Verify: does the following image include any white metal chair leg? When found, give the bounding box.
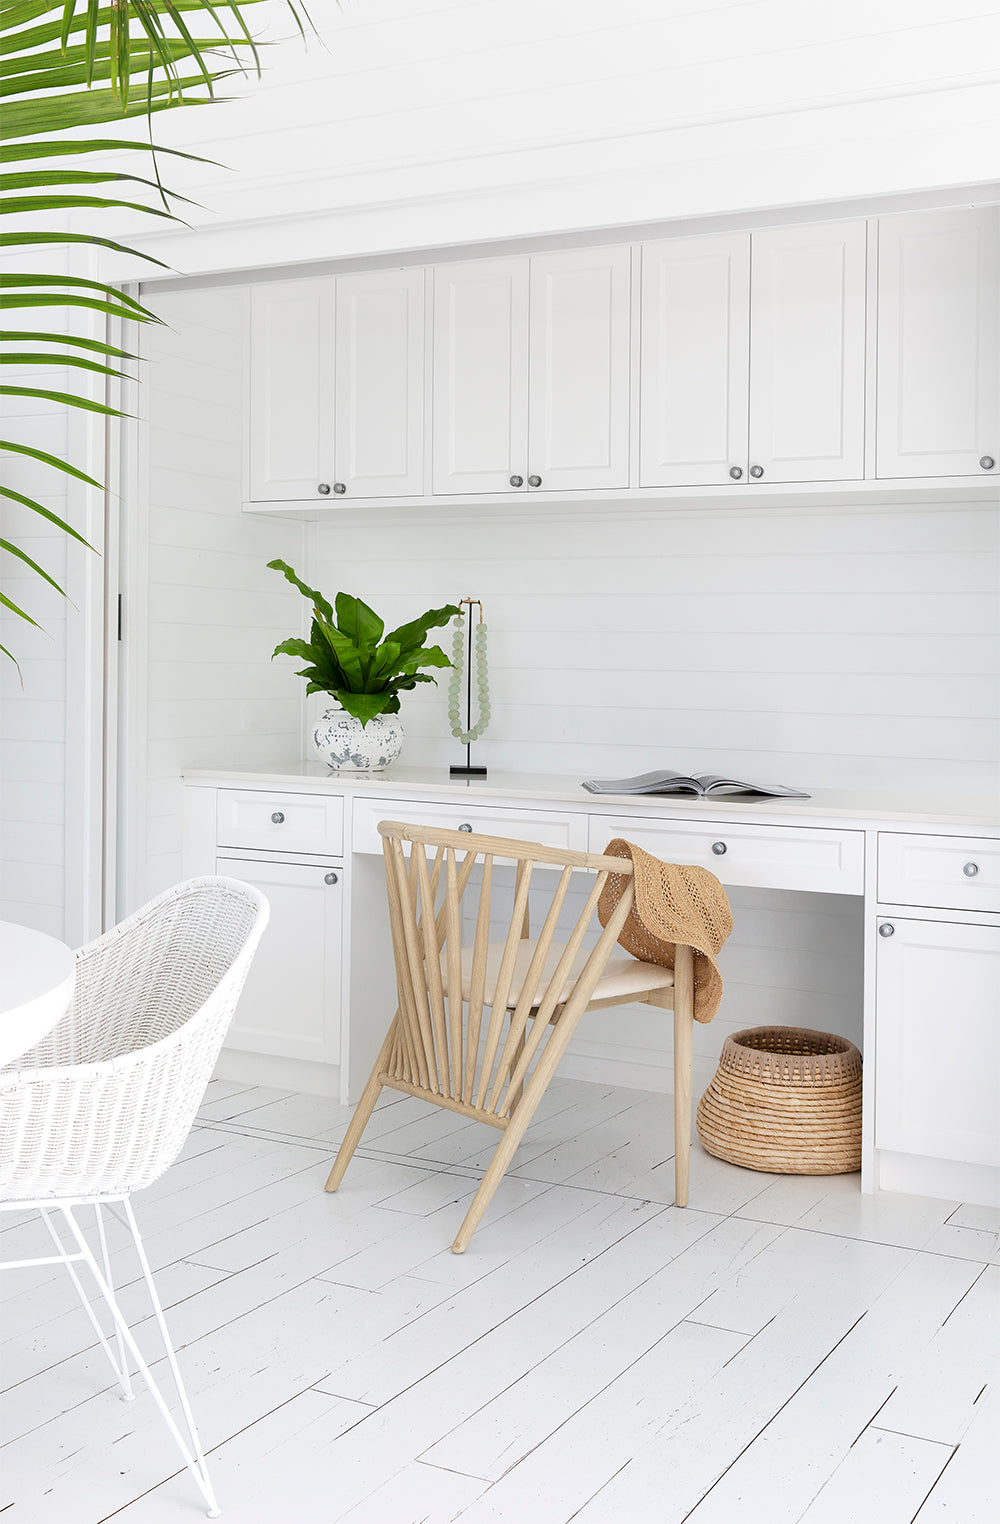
[94,1203,135,1400]
[58,1203,222,1518]
[37,1206,135,1402]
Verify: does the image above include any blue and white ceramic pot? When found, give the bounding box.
[312,710,404,772]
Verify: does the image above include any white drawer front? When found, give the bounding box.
[878,832,1000,913]
[587,815,864,894]
[217,789,344,856]
[352,797,587,856]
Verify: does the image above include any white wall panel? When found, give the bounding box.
[312,500,1000,797]
[135,287,306,906]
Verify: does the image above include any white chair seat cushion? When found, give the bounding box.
[440,939,674,1010]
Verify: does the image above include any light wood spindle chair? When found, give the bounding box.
[325,821,696,1253]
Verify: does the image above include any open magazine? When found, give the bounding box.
[582,770,810,799]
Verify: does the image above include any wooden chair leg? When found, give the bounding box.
[672,945,695,1208]
[451,1003,585,1254]
[324,1023,397,1193]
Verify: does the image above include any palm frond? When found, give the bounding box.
[0,0,311,654]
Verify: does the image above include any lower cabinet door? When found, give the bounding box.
[875,916,1000,1167]
[217,856,343,1064]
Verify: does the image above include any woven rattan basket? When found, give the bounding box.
[696,1026,862,1175]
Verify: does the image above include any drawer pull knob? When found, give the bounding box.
[324,872,338,885]
[878,922,895,938]
[963,861,980,877]
[979,456,995,471]
[458,822,473,832]
[271,811,285,824]
[711,841,727,856]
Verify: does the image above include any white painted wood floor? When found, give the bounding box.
[2,1075,998,1524]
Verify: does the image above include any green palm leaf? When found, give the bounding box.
[0,0,309,656]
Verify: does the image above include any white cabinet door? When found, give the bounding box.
[639,234,750,487]
[247,279,335,502]
[875,917,1000,1168]
[217,856,343,1065]
[876,209,1000,479]
[432,258,529,495]
[527,247,631,492]
[334,268,425,498]
[749,221,867,484]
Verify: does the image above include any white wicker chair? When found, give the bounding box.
[0,876,269,1518]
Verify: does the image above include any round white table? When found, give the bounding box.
[0,921,75,1068]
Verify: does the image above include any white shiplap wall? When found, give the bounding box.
[312,502,999,793]
[137,288,306,904]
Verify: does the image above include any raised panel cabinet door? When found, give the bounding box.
[639,234,750,487]
[876,209,1000,479]
[748,220,867,483]
[247,279,335,501]
[432,258,529,494]
[527,246,631,491]
[334,268,425,498]
[216,856,343,1065]
[874,917,1000,1168]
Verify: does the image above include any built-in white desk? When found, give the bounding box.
[183,765,1000,1208]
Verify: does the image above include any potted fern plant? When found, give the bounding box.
[268,560,460,771]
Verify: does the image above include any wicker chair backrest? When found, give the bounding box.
[0,877,269,1200]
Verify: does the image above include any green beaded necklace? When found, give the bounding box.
[448,610,490,743]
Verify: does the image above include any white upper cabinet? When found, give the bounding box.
[334,268,425,499]
[433,248,630,495]
[639,234,750,487]
[527,247,631,492]
[248,279,334,502]
[247,269,425,502]
[876,209,1000,479]
[749,221,867,484]
[640,222,867,487]
[432,258,529,495]
[245,208,994,507]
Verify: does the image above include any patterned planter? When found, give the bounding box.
[311,710,404,772]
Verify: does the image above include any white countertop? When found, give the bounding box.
[182,762,1000,834]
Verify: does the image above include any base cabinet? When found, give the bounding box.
[217,856,344,1065]
[874,916,1000,1169]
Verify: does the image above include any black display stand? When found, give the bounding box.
[450,599,487,777]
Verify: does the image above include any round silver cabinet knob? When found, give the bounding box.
[729,465,744,480]
[528,474,542,488]
[458,822,473,833]
[749,465,764,480]
[878,922,895,937]
[324,872,338,885]
[509,474,524,488]
[333,482,347,495]
[711,841,727,856]
[963,861,980,877]
[271,811,285,824]
[979,456,995,470]
[317,483,331,496]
